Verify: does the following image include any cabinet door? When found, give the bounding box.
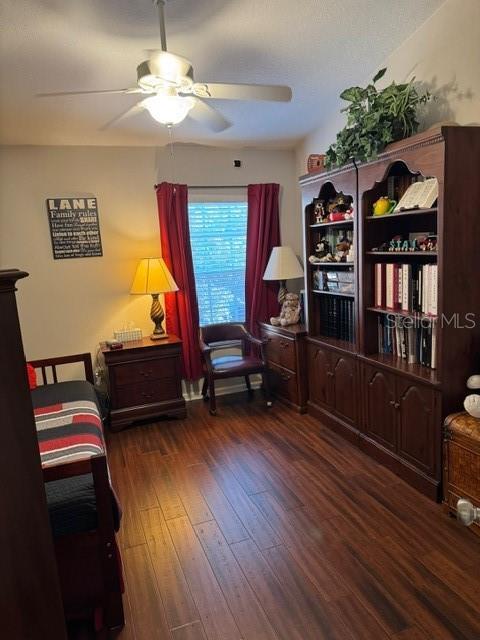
[396,379,438,475]
[331,353,357,425]
[307,343,332,407]
[363,364,397,450]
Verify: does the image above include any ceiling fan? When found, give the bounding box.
[36,0,292,132]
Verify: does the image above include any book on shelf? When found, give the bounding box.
[319,295,355,343]
[393,178,438,212]
[377,314,437,369]
[374,263,437,316]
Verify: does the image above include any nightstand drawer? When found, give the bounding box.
[262,331,296,371]
[268,362,298,403]
[112,356,178,387]
[114,378,179,409]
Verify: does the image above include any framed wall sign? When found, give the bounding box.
[46,197,103,259]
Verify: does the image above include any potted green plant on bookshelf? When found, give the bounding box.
[325,68,431,170]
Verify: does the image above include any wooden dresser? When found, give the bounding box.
[259,322,307,413]
[101,336,186,431]
[443,411,480,535]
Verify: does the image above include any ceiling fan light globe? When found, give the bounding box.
[143,95,195,125]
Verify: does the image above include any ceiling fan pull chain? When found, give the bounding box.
[153,0,168,51]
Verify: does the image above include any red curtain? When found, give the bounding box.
[245,183,281,335]
[156,182,203,381]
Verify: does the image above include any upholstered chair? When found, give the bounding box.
[199,323,272,415]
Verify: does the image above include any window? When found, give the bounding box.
[188,200,248,326]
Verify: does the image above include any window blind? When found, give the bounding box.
[188,201,248,326]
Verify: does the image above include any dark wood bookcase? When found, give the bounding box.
[300,125,480,500]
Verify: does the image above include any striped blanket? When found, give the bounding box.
[34,399,105,468]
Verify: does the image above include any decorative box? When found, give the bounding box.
[443,411,480,536]
[307,154,326,174]
[113,328,143,343]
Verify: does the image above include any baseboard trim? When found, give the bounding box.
[183,377,262,402]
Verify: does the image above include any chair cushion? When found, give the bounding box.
[211,354,264,375]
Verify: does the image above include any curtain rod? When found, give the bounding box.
[188,185,248,189]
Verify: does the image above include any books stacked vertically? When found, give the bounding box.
[377,314,437,369]
[319,296,355,343]
[374,263,437,316]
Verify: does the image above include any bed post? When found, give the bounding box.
[0,269,67,639]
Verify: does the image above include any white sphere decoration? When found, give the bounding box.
[464,394,480,418]
[466,375,480,390]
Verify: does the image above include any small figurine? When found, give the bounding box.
[314,201,327,224]
[327,192,354,221]
[334,235,351,262]
[426,235,437,252]
[270,292,301,327]
[373,196,396,216]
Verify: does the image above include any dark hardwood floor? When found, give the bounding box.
[72,392,480,639]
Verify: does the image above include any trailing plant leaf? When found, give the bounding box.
[324,69,431,170]
[372,67,387,83]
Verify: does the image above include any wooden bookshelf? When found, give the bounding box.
[312,289,355,298]
[365,251,437,257]
[366,306,437,321]
[300,125,480,501]
[310,219,354,229]
[365,207,437,220]
[309,261,354,268]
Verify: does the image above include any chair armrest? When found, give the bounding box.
[199,338,213,370]
[243,330,267,348]
[243,330,268,363]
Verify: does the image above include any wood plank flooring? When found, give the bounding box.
[72,392,480,639]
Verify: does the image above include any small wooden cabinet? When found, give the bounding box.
[259,322,307,413]
[361,361,441,485]
[363,365,397,450]
[101,336,186,431]
[307,338,358,440]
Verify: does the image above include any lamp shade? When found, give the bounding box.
[130,258,179,294]
[263,246,304,281]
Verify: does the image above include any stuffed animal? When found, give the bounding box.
[270,292,301,327]
[464,374,480,418]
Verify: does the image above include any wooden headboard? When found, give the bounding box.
[29,353,94,385]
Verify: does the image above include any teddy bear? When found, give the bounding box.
[464,374,480,418]
[270,292,301,327]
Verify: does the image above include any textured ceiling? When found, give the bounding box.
[0,0,444,147]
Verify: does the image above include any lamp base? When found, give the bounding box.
[150,293,168,341]
[278,280,287,305]
[150,332,169,341]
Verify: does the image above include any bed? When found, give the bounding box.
[30,353,124,634]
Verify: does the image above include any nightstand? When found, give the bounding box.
[100,336,186,431]
[259,322,308,413]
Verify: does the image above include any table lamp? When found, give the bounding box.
[263,246,304,304]
[130,257,178,340]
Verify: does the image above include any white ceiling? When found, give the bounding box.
[0,0,443,148]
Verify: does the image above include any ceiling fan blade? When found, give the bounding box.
[194,82,292,102]
[188,99,231,133]
[99,101,145,131]
[36,88,142,98]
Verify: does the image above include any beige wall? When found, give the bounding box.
[296,0,480,174]
[0,144,299,364]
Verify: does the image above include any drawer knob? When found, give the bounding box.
[390,400,400,409]
[140,369,153,377]
[327,371,334,378]
[280,341,289,349]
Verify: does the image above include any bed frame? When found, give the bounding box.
[30,353,124,634]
